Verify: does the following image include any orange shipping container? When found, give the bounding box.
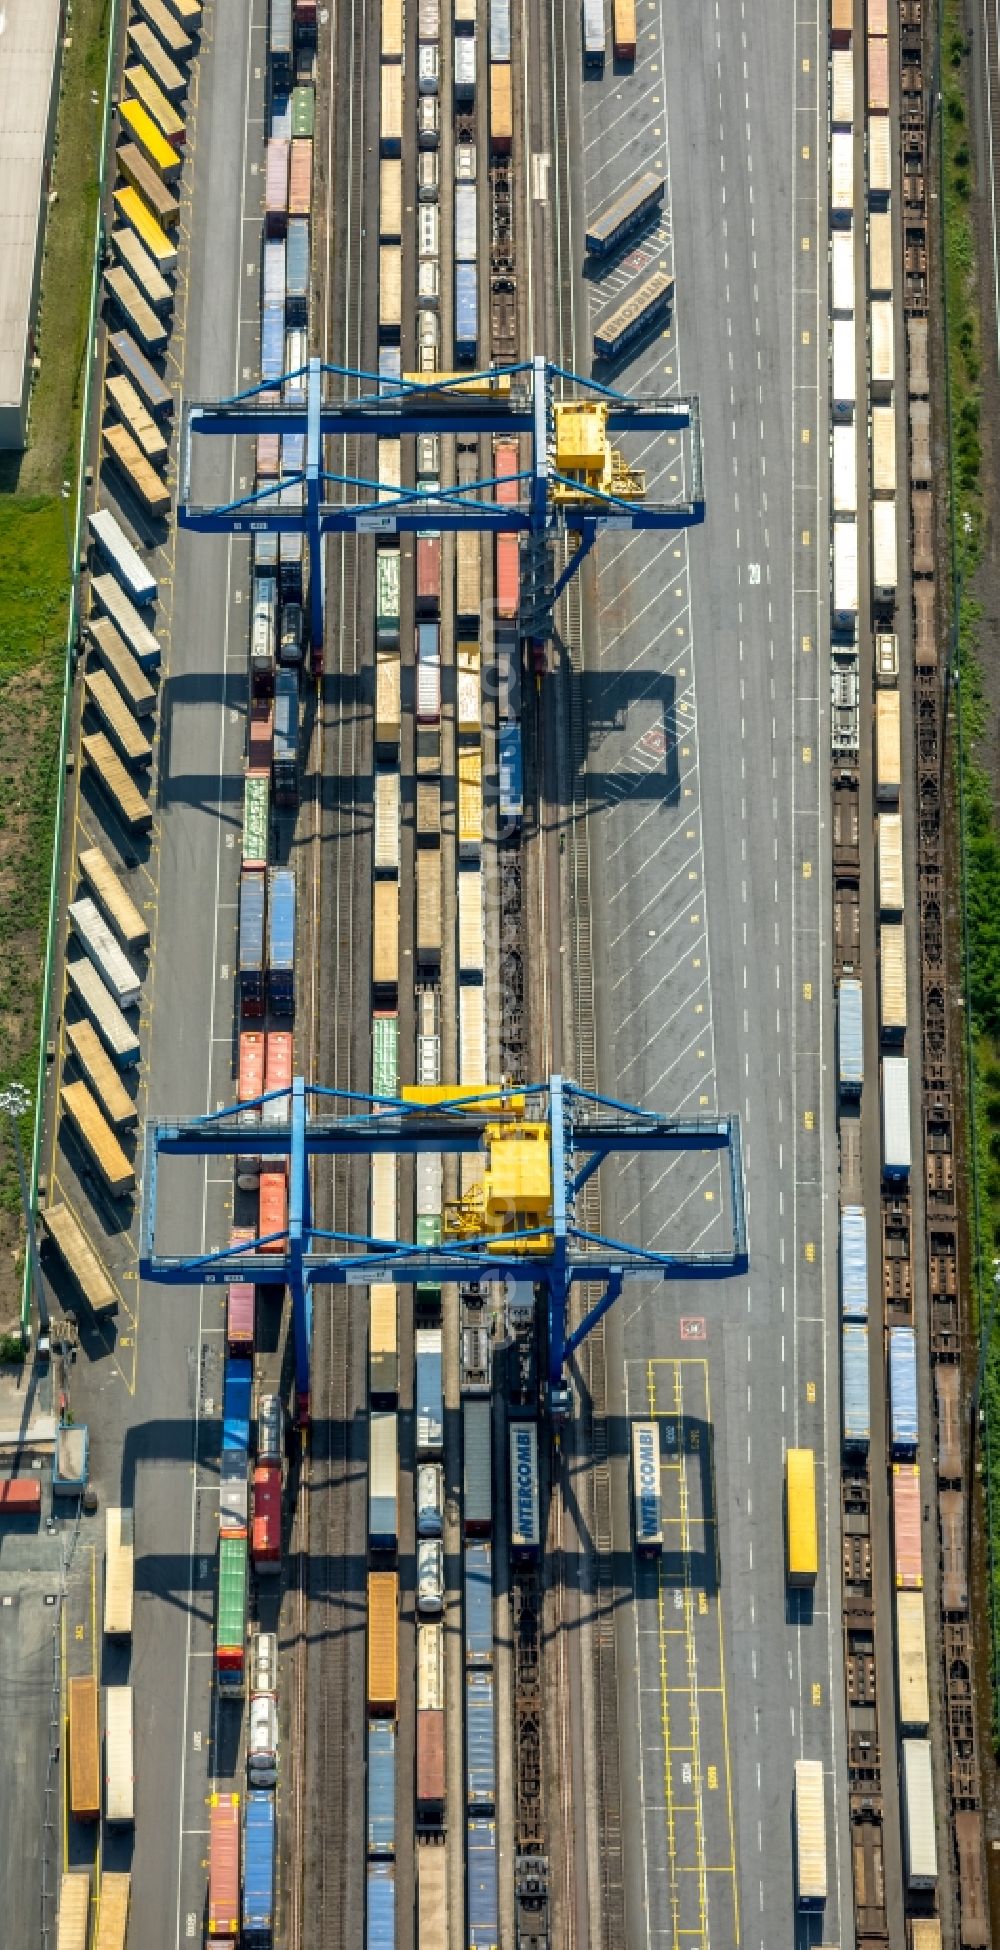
[69,1675,101,1821]
[496,533,519,620]
[208,1793,240,1936]
[289,138,312,218]
[239,1030,265,1105]
[867,0,887,32]
[416,535,441,612]
[490,64,512,155]
[258,1170,288,1250]
[368,1570,398,1715]
[252,1462,282,1570]
[416,1707,446,1807]
[892,1463,923,1589]
[831,0,852,42]
[494,442,519,504]
[613,0,636,59]
[867,36,889,113]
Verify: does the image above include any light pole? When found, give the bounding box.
[0,1083,48,1347]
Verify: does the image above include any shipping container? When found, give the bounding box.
[265,137,289,236]
[291,84,315,136]
[381,64,402,153]
[490,61,512,153]
[583,0,606,66]
[785,1449,818,1587]
[104,1506,134,1638]
[61,1081,136,1197]
[889,1328,919,1455]
[111,212,175,308]
[872,498,897,607]
[416,535,442,612]
[266,866,296,1016]
[831,0,852,38]
[842,1323,871,1449]
[243,1789,276,1941]
[126,22,187,99]
[368,1719,396,1854]
[882,1055,911,1178]
[369,1410,399,1552]
[831,129,853,220]
[383,0,403,53]
[869,207,893,297]
[375,655,401,751]
[840,1205,868,1321]
[585,171,663,254]
[68,1674,101,1820]
[467,1821,499,1949]
[459,983,486,1085]
[831,317,856,420]
[878,812,904,914]
[793,1758,827,1909]
[221,1449,249,1532]
[285,217,309,321]
[612,0,636,57]
[369,1285,398,1405]
[85,617,156,724]
[58,1874,91,1950]
[455,183,477,263]
[875,689,901,805]
[104,1685,134,1824]
[417,850,443,965]
[272,668,299,808]
[463,1398,492,1534]
[216,1532,248,1690]
[90,570,160,668]
[896,1590,930,1729]
[208,1794,241,1937]
[66,957,140,1069]
[499,722,524,825]
[417,1707,446,1815]
[458,868,485,979]
[416,1150,442,1220]
[418,1621,444,1711]
[831,46,853,126]
[69,898,140,1009]
[593,270,674,360]
[94,1872,130,1950]
[368,1570,399,1715]
[371,1151,397,1244]
[373,1014,399,1101]
[868,34,889,113]
[838,977,863,1095]
[123,61,185,147]
[368,1863,396,1950]
[510,1421,540,1556]
[458,748,483,857]
[830,229,855,318]
[269,0,293,75]
[416,1328,444,1457]
[871,401,896,497]
[288,138,312,219]
[901,1739,937,1890]
[455,262,478,360]
[258,1169,288,1252]
[464,1540,493,1665]
[870,299,894,394]
[832,520,858,633]
[243,770,269,872]
[892,1463,923,1587]
[0,1476,41,1514]
[374,769,401,876]
[454,32,477,97]
[466,1670,496,1810]
[252,1462,282,1572]
[632,1420,663,1552]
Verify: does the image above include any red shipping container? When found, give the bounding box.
[265,138,289,236]
[248,701,274,772]
[494,442,519,505]
[892,1464,923,1589]
[252,1462,282,1570]
[495,533,519,620]
[208,1793,240,1937]
[867,37,888,113]
[416,1707,445,1808]
[295,0,318,22]
[265,1030,293,1095]
[288,138,313,219]
[257,433,281,480]
[0,1478,41,1513]
[239,1030,265,1106]
[416,535,441,612]
[258,1170,288,1251]
[226,1224,255,1355]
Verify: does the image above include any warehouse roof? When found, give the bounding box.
[0,0,64,433]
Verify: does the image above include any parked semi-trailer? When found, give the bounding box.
[593,271,673,360]
[793,1758,827,1909]
[104,1685,135,1824]
[104,1506,134,1639]
[583,0,606,67]
[57,1874,91,1950]
[631,1420,663,1553]
[67,957,140,1068]
[585,171,663,253]
[94,1872,130,1950]
[89,508,157,606]
[69,1675,101,1821]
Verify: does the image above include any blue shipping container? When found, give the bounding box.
[283,432,306,474]
[242,1790,276,1940]
[467,1820,498,1950]
[368,1721,396,1855]
[416,1330,444,1456]
[223,1356,253,1455]
[270,92,292,141]
[499,722,523,823]
[267,867,296,1016]
[285,218,309,321]
[840,1205,868,1320]
[841,1324,870,1450]
[490,0,511,59]
[367,1862,395,1950]
[465,1671,496,1810]
[261,302,285,385]
[379,346,402,394]
[889,1327,919,1455]
[838,977,863,1094]
[273,669,299,808]
[269,0,293,76]
[239,869,266,1015]
[455,263,478,361]
[464,1541,493,1666]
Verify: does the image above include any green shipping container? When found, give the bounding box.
[373,1015,399,1099]
[292,85,315,137]
[243,772,269,869]
[376,549,401,642]
[216,1533,248,1669]
[416,1213,442,1250]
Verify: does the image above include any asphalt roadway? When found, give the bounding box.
[554,0,854,1944]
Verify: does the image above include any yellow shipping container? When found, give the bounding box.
[879,922,907,1038]
[416,850,443,961]
[61,1084,136,1198]
[877,811,904,914]
[875,689,901,801]
[95,1872,131,1950]
[370,1153,396,1243]
[375,653,401,747]
[372,879,399,989]
[458,747,483,857]
[896,1590,930,1729]
[379,158,402,241]
[368,1570,399,1713]
[382,0,403,55]
[119,96,182,178]
[380,64,402,152]
[871,403,896,497]
[457,641,482,736]
[57,1872,91,1950]
[785,1448,818,1587]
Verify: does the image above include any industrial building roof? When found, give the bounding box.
[0,0,64,434]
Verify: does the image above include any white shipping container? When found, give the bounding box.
[455,182,477,261]
[875,689,901,802]
[871,403,896,495]
[457,657,481,729]
[831,48,854,127]
[371,1151,397,1240]
[460,984,486,1086]
[880,922,907,1036]
[869,114,892,198]
[104,1686,135,1824]
[69,898,141,1009]
[832,424,857,515]
[454,33,476,96]
[378,438,401,503]
[418,1033,440,1085]
[878,812,904,913]
[833,519,859,628]
[832,317,856,418]
[793,1758,827,1909]
[418,203,439,260]
[869,207,893,296]
[418,0,440,33]
[104,1507,134,1639]
[902,1738,938,1889]
[417,653,441,721]
[417,1621,444,1710]
[882,1055,912,1178]
[458,868,485,977]
[374,768,400,872]
[831,130,854,218]
[831,228,855,318]
[870,299,895,393]
[872,498,898,602]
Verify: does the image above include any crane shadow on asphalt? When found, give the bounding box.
[553,654,681,813]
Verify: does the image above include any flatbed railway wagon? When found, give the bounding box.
[104,1505,135,1638]
[593,271,673,360]
[585,171,664,255]
[793,1757,827,1910]
[68,1674,101,1821]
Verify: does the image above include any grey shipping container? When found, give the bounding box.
[465,1671,496,1809]
[416,1328,444,1456]
[490,0,511,58]
[221,1449,250,1529]
[239,868,266,1017]
[285,218,309,321]
[367,1862,395,1950]
[840,1205,868,1320]
[455,183,477,261]
[463,1398,492,1534]
[902,1738,938,1890]
[272,670,299,808]
[467,1821,498,1949]
[367,1720,396,1855]
[464,1541,493,1665]
[454,34,476,97]
[837,977,863,1095]
[889,1327,919,1455]
[267,867,296,1016]
[842,1324,870,1449]
[369,1411,398,1552]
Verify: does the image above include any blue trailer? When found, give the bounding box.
[455,263,478,362]
[367,1862,395,1950]
[267,867,296,1016]
[840,1205,868,1320]
[223,1357,253,1456]
[841,1324,870,1451]
[889,1327,919,1456]
[285,218,309,322]
[242,1789,276,1943]
[837,977,864,1096]
[273,670,300,809]
[467,1820,499,1950]
[239,868,266,1018]
[499,722,523,825]
[464,1541,493,1666]
[465,1671,496,1810]
[367,1721,396,1856]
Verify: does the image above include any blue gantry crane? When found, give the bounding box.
[140,1077,747,1423]
[178,355,705,650]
